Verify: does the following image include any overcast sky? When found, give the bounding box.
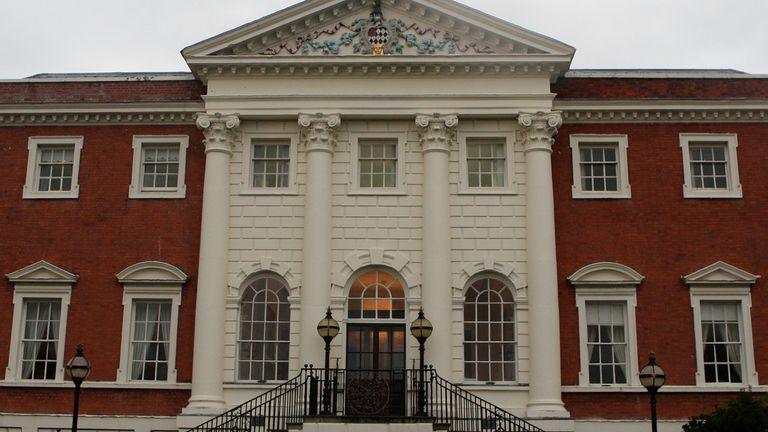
[1,0,766,79]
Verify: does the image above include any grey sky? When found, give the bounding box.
[2,0,766,79]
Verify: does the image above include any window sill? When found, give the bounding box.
[0,380,191,390]
[572,191,631,200]
[347,189,408,196]
[458,382,527,391]
[224,382,288,389]
[22,189,80,200]
[562,384,765,393]
[129,187,186,199]
[457,187,519,196]
[683,191,743,199]
[239,188,298,196]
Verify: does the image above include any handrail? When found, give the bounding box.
[425,366,545,432]
[186,366,317,432]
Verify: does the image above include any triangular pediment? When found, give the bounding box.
[683,261,759,286]
[183,0,574,80]
[117,261,188,284]
[568,262,645,286]
[6,260,78,284]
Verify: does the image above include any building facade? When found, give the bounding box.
[1,1,767,431]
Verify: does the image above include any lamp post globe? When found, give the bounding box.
[410,308,433,416]
[65,344,92,432]
[316,307,339,415]
[639,352,665,432]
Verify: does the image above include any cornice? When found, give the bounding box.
[0,102,203,126]
[556,99,768,124]
[187,55,570,83]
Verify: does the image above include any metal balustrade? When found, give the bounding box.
[187,366,544,432]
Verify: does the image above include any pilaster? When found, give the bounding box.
[416,114,457,376]
[299,113,341,367]
[184,113,239,413]
[518,111,569,419]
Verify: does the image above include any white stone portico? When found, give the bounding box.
[180,0,575,427]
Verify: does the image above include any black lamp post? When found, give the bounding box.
[316,307,339,415]
[639,352,666,432]
[65,344,92,432]
[410,308,433,416]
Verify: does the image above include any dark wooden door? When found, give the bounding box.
[345,324,406,416]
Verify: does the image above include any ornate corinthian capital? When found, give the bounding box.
[415,114,459,153]
[518,111,563,153]
[196,113,241,154]
[299,113,341,152]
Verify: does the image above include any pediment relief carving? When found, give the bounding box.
[189,0,571,60]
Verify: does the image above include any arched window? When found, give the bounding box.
[347,269,405,319]
[464,276,516,382]
[237,274,290,381]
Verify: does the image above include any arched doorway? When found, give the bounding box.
[345,268,407,416]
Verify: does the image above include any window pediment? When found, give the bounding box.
[116,261,188,285]
[6,260,78,285]
[568,262,644,287]
[683,261,759,287]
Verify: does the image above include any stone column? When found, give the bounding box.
[518,111,569,418]
[186,113,240,413]
[299,113,341,368]
[416,114,458,375]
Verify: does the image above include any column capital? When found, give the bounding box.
[518,111,563,153]
[299,113,341,153]
[416,114,458,153]
[196,113,240,155]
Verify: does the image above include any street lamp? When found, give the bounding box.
[410,308,433,416]
[316,307,339,415]
[639,352,666,432]
[65,344,92,432]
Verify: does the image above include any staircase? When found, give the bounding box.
[186,366,544,432]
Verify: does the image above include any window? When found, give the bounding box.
[349,133,406,194]
[685,261,758,386]
[570,134,630,199]
[238,274,291,382]
[5,261,76,382]
[23,137,83,199]
[116,261,187,384]
[585,302,628,385]
[241,135,298,194]
[347,269,406,320]
[569,262,643,386]
[463,276,516,383]
[458,133,516,194]
[129,136,188,199]
[680,134,741,198]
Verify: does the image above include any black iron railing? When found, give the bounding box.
[188,366,544,432]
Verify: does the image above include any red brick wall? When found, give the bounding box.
[564,392,742,420]
[0,80,205,104]
[0,123,203,415]
[553,78,768,99]
[554,122,768,419]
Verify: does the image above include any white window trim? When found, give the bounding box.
[115,261,187,384]
[680,133,742,199]
[569,134,631,199]
[348,132,407,195]
[240,133,298,195]
[129,135,189,199]
[458,132,517,195]
[23,136,83,199]
[5,261,77,382]
[569,262,644,387]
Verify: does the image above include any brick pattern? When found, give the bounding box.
[0,123,203,415]
[0,80,205,104]
[553,78,768,99]
[554,122,768,419]
[564,392,744,420]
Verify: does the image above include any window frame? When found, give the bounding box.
[129,135,189,199]
[458,132,517,194]
[569,134,631,199]
[348,132,407,195]
[680,133,742,199]
[23,136,83,199]
[462,273,518,384]
[5,261,76,383]
[241,134,298,195]
[116,261,186,384]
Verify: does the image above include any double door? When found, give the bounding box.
[345,323,406,416]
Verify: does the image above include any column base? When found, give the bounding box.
[526,398,571,419]
[182,395,227,415]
